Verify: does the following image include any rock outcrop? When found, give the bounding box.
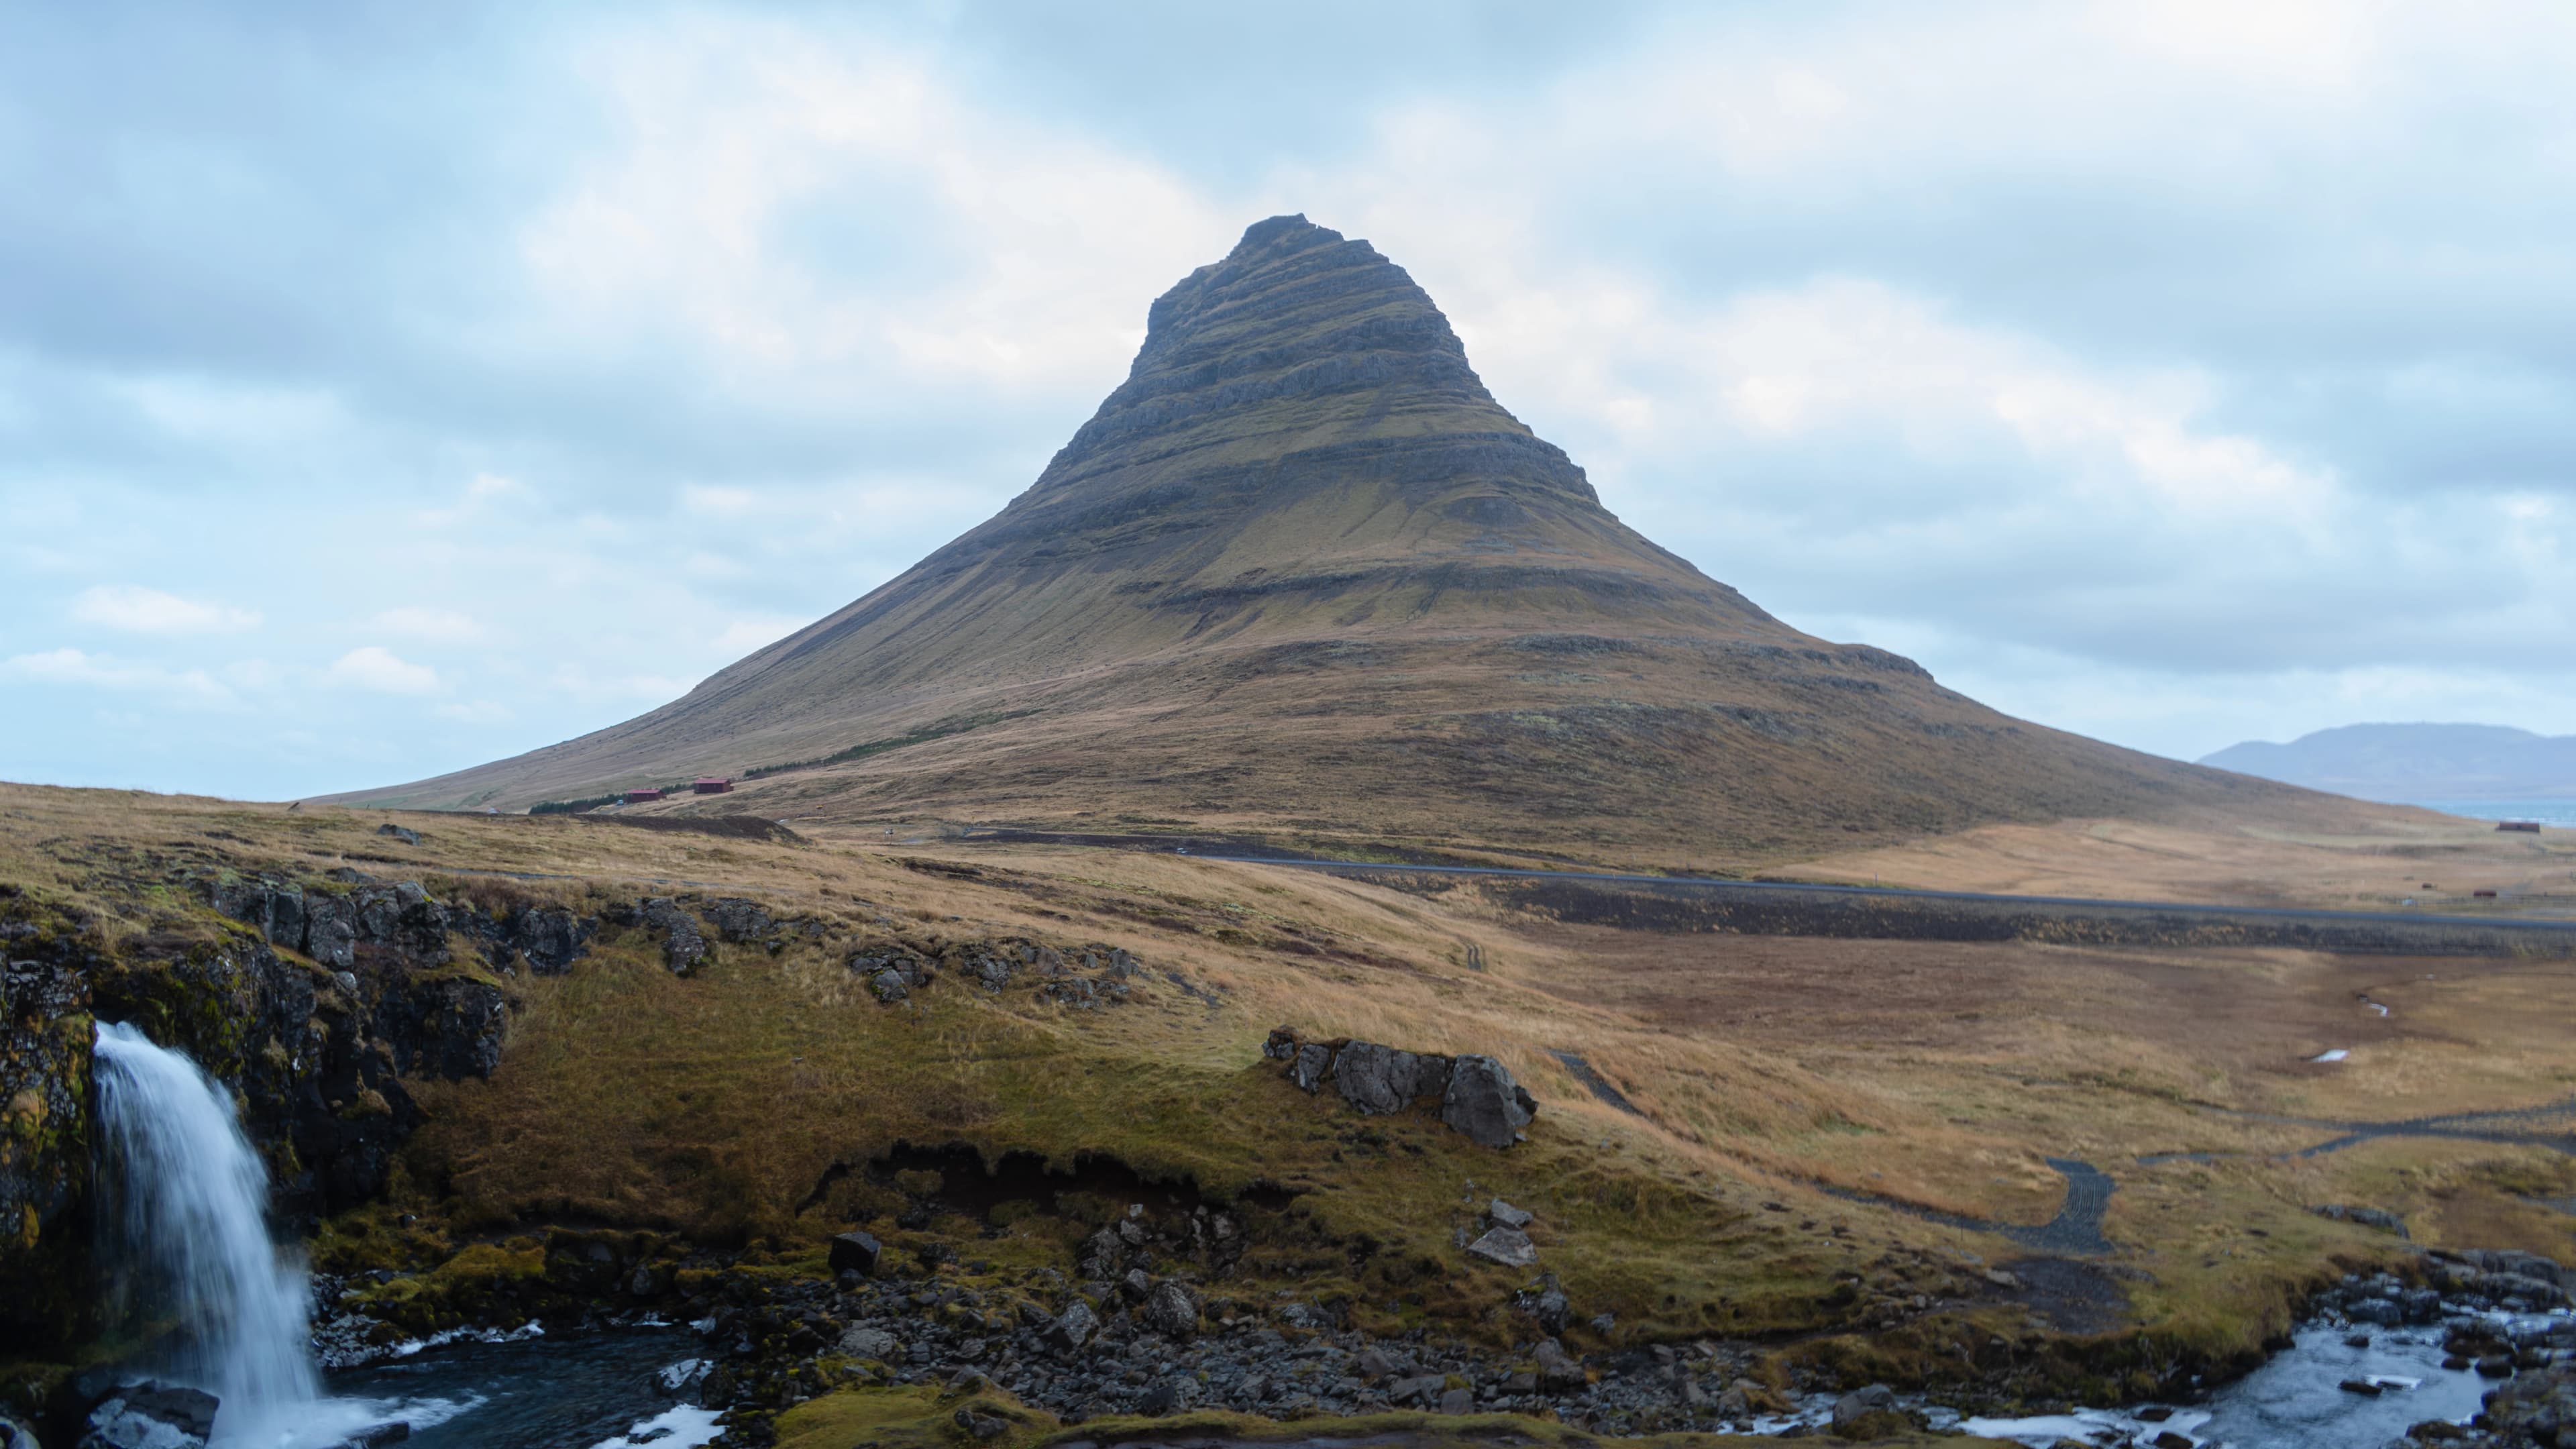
[0,870,536,1356]
[1264,1028,1536,1148]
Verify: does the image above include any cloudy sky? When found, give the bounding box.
[5,1,2572,800]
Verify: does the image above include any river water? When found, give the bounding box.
[335,1307,2571,1449]
[316,1329,719,1449]
[86,1016,2562,1448]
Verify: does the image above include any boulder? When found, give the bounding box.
[1330,1040,1452,1115]
[507,906,591,975]
[1142,1279,1201,1338]
[1830,1384,1900,1438]
[376,823,421,846]
[1489,1198,1534,1229]
[1531,1283,1570,1335]
[1046,1299,1099,1352]
[78,1384,219,1449]
[1287,1042,1332,1093]
[1387,1374,1446,1407]
[641,899,707,976]
[1533,1338,1585,1391]
[1442,1055,1537,1148]
[704,898,773,944]
[1438,1387,1474,1415]
[1466,1226,1538,1268]
[837,1327,898,1360]
[2311,1203,2409,1237]
[828,1229,883,1278]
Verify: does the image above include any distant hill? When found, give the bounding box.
[2200,723,2576,802]
[335,215,2350,866]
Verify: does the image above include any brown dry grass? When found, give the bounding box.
[10,780,2574,1381]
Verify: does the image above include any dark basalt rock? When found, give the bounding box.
[829,1230,883,1279]
[1269,1028,1536,1148]
[0,937,97,1347]
[704,898,773,944]
[78,1383,219,1449]
[1330,1040,1451,1116]
[641,899,707,976]
[1441,1054,1537,1148]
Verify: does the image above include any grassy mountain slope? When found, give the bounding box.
[338,217,2340,869]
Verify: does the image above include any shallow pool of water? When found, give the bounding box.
[311,1328,717,1449]
[1958,1313,2555,1448]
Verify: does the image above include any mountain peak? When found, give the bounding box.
[1040,214,1541,496]
[339,217,2300,870]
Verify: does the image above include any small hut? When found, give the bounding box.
[692,777,733,795]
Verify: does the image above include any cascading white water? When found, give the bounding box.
[93,1020,319,1444]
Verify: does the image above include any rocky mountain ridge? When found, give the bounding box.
[336,216,2337,868]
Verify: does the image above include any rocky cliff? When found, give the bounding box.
[0,872,532,1351]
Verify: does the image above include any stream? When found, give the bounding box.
[324,1306,2567,1449]
[314,1329,717,1449]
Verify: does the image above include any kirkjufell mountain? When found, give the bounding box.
[345,215,2325,864]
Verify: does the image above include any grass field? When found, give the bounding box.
[7,780,2573,1407]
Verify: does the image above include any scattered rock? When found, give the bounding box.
[641,899,707,975]
[1489,1198,1534,1229]
[828,1230,882,1278]
[376,823,420,846]
[79,1383,220,1449]
[1442,1054,1537,1148]
[1142,1279,1200,1338]
[2312,1203,2410,1237]
[1534,1338,1585,1391]
[2338,1377,2383,1395]
[1046,1299,1099,1352]
[1466,1226,1537,1268]
[1387,1374,1446,1407]
[704,898,773,943]
[1438,1387,1474,1415]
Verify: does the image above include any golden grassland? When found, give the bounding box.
[768,1387,2015,1449]
[7,781,2574,1405]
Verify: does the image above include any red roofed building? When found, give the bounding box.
[624,788,663,803]
[692,777,733,795]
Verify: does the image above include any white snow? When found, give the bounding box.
[592,1405,724,1448]
[2312,1049,2350,1062]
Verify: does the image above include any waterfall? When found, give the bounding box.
[93,1020,319,1442]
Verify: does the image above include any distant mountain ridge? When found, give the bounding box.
[336,215,2347,867]
[2200,723,2576,802]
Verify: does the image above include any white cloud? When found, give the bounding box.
[417,472,534,527]
[372,606,484,643]
[3,647,240,707]
[72,585,262,635]
[327,645,441,696]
